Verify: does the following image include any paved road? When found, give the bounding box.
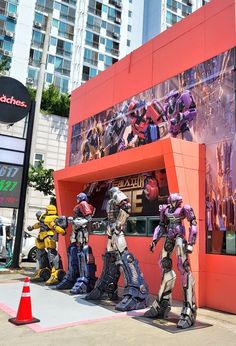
[0,263,236,346]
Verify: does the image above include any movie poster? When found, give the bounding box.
[84,169,169,218]
[70,48,235,253]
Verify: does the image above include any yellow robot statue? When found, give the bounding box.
[27,204,67,285]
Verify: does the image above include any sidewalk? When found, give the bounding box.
[0,264,235,346]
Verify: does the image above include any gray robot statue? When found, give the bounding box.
[85,187,149,311]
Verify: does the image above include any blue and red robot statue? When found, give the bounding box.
[85,187,149,311]
[56,193,97,294]
[144,193,197,329]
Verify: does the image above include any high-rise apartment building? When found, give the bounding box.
[0,1,209,93]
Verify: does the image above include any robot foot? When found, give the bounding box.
[177,306,197,329]
[115,295,148,312]
[70,281,87,295]
[45,269,66,286]
[55,277,75,290]
[143,299,171,319]
[85,287,118,301]
[31,268,51,283]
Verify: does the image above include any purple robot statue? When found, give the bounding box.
[85,187,149,311]
[164,89,197,141]
[144,193,197,329]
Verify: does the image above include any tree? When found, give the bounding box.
[27,84,70,117]
[28,161,55,197]
[0,56,10,74]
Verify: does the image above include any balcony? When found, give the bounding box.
[56,48,72,58]
[85,40,99,49]
[86,22,101,33]
[88,6,102,17]
[82,73,89,81]
[54,67,71,76]
[58,31,74,41]
[105,47,119,56]
[29,58,40,67]
[83,57,98,66]
[31,40,44,49]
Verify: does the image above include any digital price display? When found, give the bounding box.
[0,163,23,208]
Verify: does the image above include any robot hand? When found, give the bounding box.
[27,225,33,232]
[185,243,193,254]
[67,216,74,224]
[149,241,156,253]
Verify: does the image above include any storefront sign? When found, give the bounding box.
[0,163,23,208]
[0,76,31,124]
[85,169,169,217]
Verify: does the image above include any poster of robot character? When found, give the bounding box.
[83,169,169,218]
[70,48,235,253]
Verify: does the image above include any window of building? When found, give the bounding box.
[102,4,107,13]
[100,37,105,44]
[99,53,104,61]
[28,68,38,83]
[7,3,17,14]
[101,20,106,29]
[46,73,53,83]
[48,54,54,64]
[34,153,44,167]
[128,24,132,32]
[5,20,15,32]
[127,39,130,47]
[50,36,57,46]
[128,10,132,18]
[52,19,59,28]
[3,41,13,52]
[54,1,60,10]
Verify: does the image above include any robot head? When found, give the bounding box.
[76,192,88,203]
[108,187,119,199]
[46,204,57,215]
[168,193,182,208]
[36,210,43,221]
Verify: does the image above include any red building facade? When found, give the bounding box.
[54,0,236,313]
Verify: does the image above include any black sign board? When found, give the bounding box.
[0,76,31,124]
[0,163,23,208]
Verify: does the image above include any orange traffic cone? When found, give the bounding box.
[9,277,40,325]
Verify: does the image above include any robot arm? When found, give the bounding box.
[150,206,167,252]
[50,216,67,236]
[184,205,197,253]
[27,222,40,231]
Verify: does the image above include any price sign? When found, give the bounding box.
[0,163,23,208]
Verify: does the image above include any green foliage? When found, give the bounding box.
[27,84,70,117]
[27,86,36,101]
[0,56,10,73]
[28,161,55,197]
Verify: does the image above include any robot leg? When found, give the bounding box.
[45,248,66,286]
[31,245,51,282]
[85,251,120,300]
[70,245,97,294]
[144,239,176,318]
[56,243,80,290]
[176,237,197,329]
[115,250,149,311]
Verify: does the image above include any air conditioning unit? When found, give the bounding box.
[5,31,14,38]
[4,50,12,57]
[115,17,121,24]
[34,21,42,29]
[26,77,34,85]
[112,32,120,39]
[7,12,16,19]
